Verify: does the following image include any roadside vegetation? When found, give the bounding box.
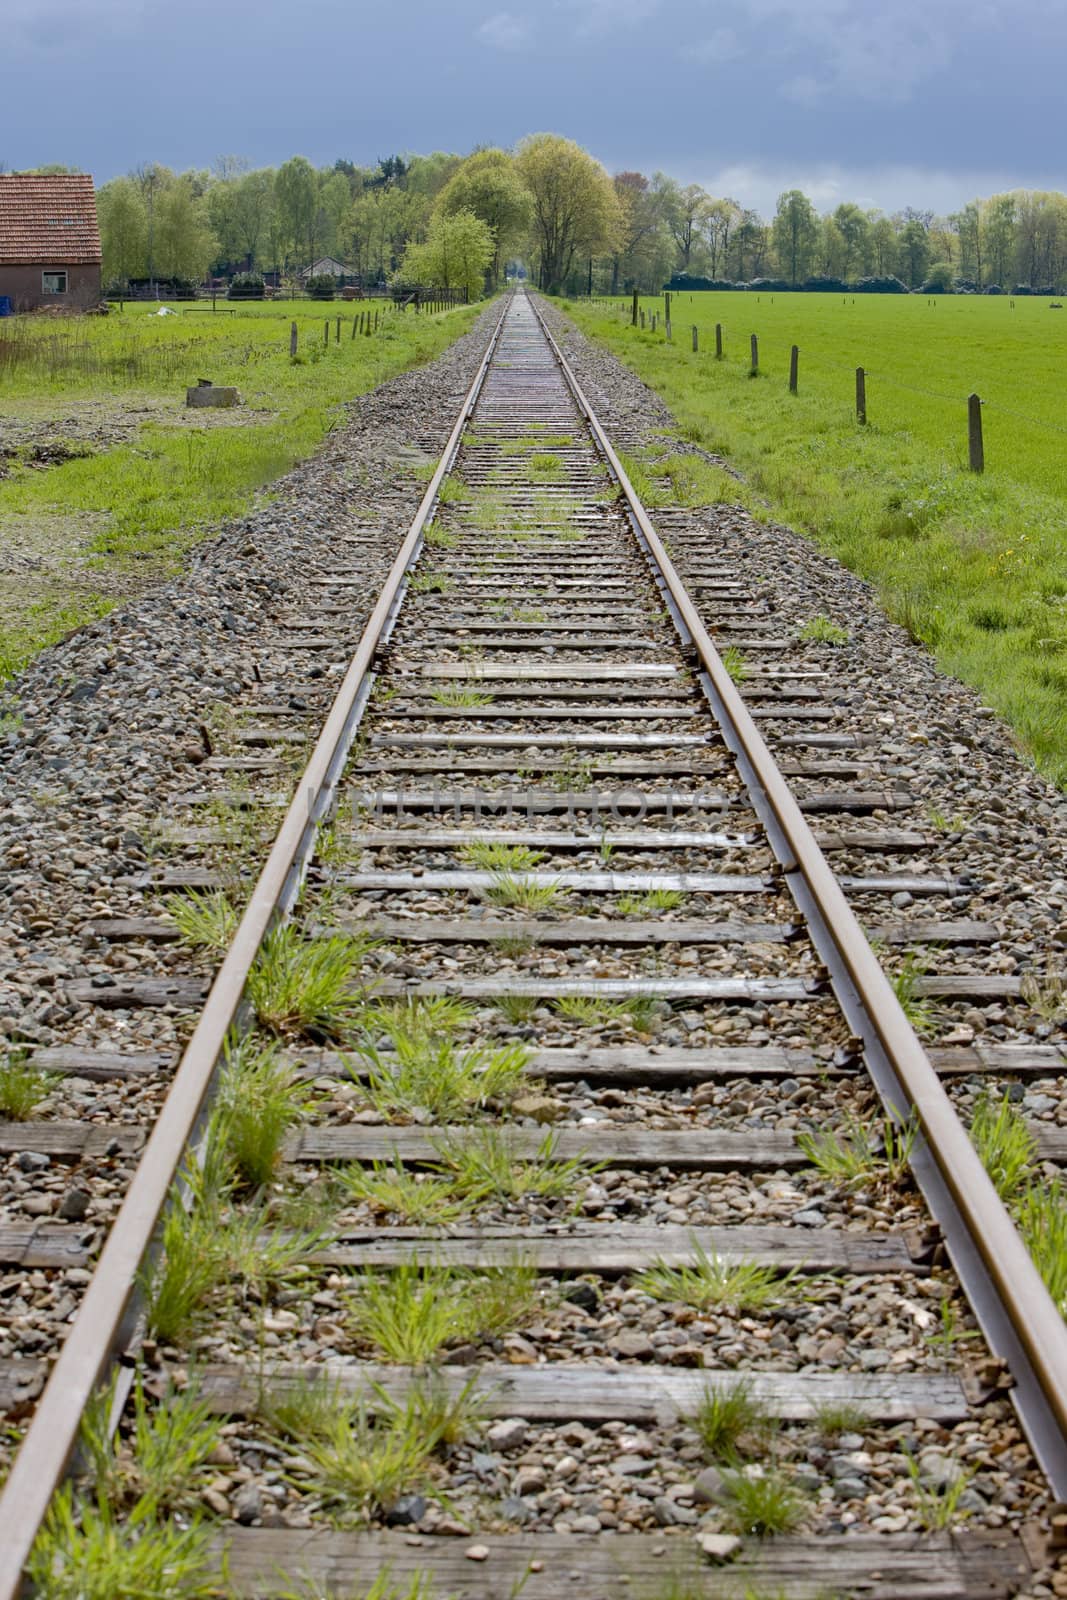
[561,292,1067,784]
[0,298,477,680]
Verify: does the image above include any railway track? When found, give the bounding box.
[1,288,1066,1597]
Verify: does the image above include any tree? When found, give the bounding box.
[656,177,711,271]
[397,208,493,298]
[608,171,668,292]
[154,178,217,282]
[703,198,741,279]
[436,149,533,288]
[516,134,620,294]
[275,156,318,268]
[950,201,983,286]
[772,190,818,284]
[983,194,1017,288]
[97,177,147,284]
[833,203,870,281]
[898,216,931,288]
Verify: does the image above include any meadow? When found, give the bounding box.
[0,297,478,679]
[561,291,1067,784]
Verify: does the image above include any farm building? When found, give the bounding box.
[299,256,348,281]
[0,174,102,313]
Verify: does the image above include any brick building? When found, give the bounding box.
[0,174,102,312]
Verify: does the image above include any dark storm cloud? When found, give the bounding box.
[2,0,1063,212]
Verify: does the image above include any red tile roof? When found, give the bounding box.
[0,175,101,265]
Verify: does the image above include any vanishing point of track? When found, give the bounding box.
[1,289,1066,1596]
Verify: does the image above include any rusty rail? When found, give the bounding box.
[0,295,511,1599]
[529,292,1067,1496]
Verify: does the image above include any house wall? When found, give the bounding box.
[0,262,101,311]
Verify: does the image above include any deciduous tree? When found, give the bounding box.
[516,134,620,294]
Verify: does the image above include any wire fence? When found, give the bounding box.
[587,295,1067,472]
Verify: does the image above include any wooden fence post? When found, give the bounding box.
[665,320,672,342]
[640,310,646,328]
[715,323,723,359]
[789,344,799,393]
[289,321,298,358]
[691,325,698,353]
[968,393,984,472]
[335,315,341,343]
[631,289,639,326]
[365,311,372,335]
[665,291,672,323]
[323,319,329,345]
[352,315,358,339]
[856,367,867,425]
[750,334,759,374]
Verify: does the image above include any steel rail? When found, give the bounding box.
[0,296,511,1599]
[528,292,1067,1496]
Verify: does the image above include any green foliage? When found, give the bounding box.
[0,301,478,683]
[0,1047,56,1120]
[969,1090,1037,1202]
[890,951,936,1035]
[554,994,658,1031]
[482,871,566,912]
[636,1242,803,1311]
[718,1466,809,1536]
[247,925,378,1042]
[1015,1178,1067,1313]
[397,208,493,300]
[80,1374,222,1514]
[688,1380,776,1461]
[337,1162,466,1224]
[797,1114,916,1188]
[346,1262,538,1362]
[811,1402,868,1439]
[165,890,238,956]
[431,684,494,707]
[460,840,545,872]
[263,1379,465,1522]
[719,645,750,682]
[564,293,1067,785]
[215,1034,310,1189]
[493,992,539,1024]
[617,888,685,915]
[903,1449,974,1530]
[356,1035,531,1122]
[431,1126,594,1201]
[27,1488,218,1600]
[798,614,849,646]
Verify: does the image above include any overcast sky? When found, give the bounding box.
[3,0,1064,216]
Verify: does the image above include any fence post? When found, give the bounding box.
[715,322,723,359]
[789,344,799,394]
[335,315,341,343]
[968,393,984,472]
[289,321,298,358]
[323,319,329,346]
[631,289,639,326]
[352,314,358,339]
[665,291,672,323]
[640,310,646,328]
[856,367,867,425]
[691,325,698,353]
[749,334,759,374]
[665,319,672,342]
[365,311,372,336]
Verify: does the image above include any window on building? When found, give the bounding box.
[42,271,68,294]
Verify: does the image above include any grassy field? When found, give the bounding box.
[0,297,479,680]
[561,291,1067,785]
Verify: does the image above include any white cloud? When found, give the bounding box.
[569,0,660,36]
[676,159,1044,219]
[8,0,149,47]
[689,26,744,63]
[474,10,530,49]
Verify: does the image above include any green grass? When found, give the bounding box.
[636,1242,803,1311]
[356,1035,531,1122]
[717,1466,809,1536]
[346,1262,538,1362]
[0,1047,57,1120]
[246,926,379,1042]
[27,1488,219,1600]
[688,1380,777,1462]
[563,293,1067,785]
[164,889,238,955]
[0,299,479,681]
[797,1114,916,1189]
[430,1126,594,1202]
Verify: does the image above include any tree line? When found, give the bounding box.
[29,138,1067,296]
